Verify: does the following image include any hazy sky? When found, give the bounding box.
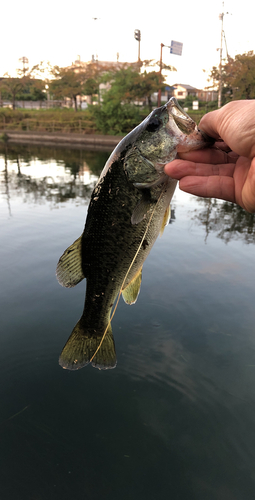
[1,0,254,89]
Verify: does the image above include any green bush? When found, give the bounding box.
[90,102,141,135]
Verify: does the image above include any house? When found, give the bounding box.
[172,84,199,99]
[172,83,218,102]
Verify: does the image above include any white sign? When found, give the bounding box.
[170,41,183,56]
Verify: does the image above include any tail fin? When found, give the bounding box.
[59,317,116,370]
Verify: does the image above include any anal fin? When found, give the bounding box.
[122,267,142,305]
[160,205,171,237]
[56,235,84,288]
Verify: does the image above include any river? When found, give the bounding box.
[1,143,255,499]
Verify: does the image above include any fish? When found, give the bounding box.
[56,97,213,371]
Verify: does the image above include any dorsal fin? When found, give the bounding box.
[56,235,85,288]
[122,267,142,305]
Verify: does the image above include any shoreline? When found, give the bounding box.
[1,130,123,150]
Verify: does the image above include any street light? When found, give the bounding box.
[134,29,141,63]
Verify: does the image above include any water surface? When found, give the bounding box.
[1,144,255,499]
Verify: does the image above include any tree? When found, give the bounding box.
[100,66,167,110]
[83,78,98,103]
[90,66,170,134]
[230,51,255,99]
[100,66,138,103]
[133,70,166,110]
[16,79,47,102]
[49,66,86,111]
[0,75,24,110]
[26,61,50,103]
[208,51,255,103]
[49,61,111,110]
[0,60,48,109]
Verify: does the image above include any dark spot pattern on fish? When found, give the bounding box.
[142,239,149,250]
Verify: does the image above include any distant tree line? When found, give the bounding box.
[1,51,255,134]
[208,50,255,104]
[0,59,173,114]
[1,51,255,111]
[0,62,48,110]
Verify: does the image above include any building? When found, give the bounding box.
[172,83,218,102]
[172,84,199,99]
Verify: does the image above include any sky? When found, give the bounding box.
[1,0,255,90]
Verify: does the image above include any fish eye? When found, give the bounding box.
[146,116,161,132]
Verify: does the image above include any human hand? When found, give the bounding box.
[164,100,255,213]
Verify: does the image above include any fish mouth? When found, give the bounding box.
[166,97,215,147]
[167,97,196,135]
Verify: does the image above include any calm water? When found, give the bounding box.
[1,143,255,500]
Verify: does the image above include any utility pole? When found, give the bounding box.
[19,56,29,76]
[158,43,165,107]
[218,10,224,108]
[218,2,230,108]
[158,41,182,107]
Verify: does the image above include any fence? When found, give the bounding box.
[0,100,86,110]
[0,117,96,134]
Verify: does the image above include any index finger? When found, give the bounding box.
[164,159,236,179]
[177,147,238,165]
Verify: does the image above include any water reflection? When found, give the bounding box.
[2,143,255,245]
[192,197,255,244]
[0,143,110,212]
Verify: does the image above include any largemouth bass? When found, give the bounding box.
[56,98,213,370]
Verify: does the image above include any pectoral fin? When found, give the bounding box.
[131,196,152,225]
[122,267,142,305]
[160,205,171,236]
[56,235,84,288]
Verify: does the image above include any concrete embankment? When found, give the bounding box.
[2,131,123,150]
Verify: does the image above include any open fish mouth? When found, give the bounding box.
[167,97,196,134]
[166,97,214,148]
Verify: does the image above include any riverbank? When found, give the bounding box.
[1,130,122,150]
